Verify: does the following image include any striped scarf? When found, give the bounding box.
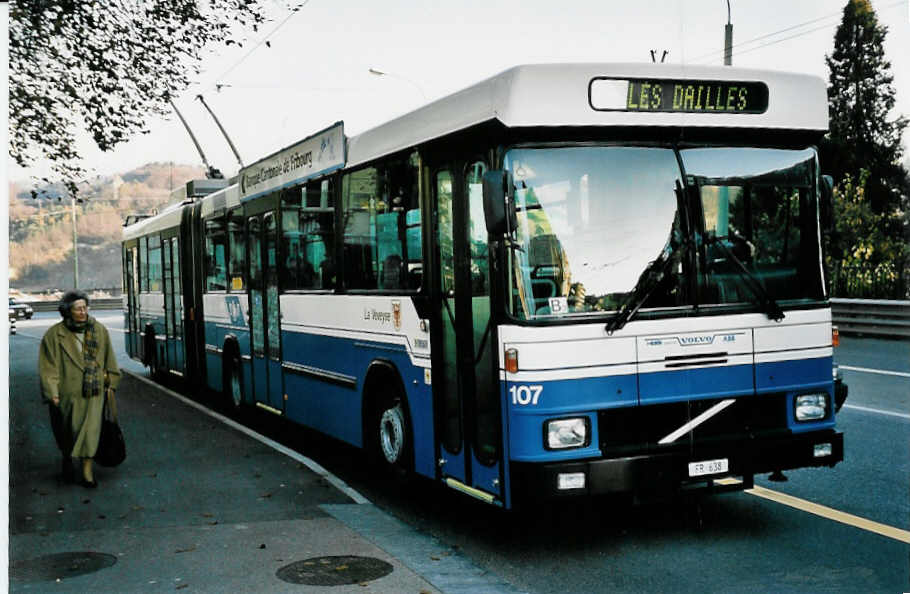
[66,316,101,398]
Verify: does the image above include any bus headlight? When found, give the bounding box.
[545,417,589,450]
[794,394,828,422]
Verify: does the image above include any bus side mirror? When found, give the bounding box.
[482,170,516,236]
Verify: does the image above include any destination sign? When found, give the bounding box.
[589,78,769,114]
[240,121,345,201]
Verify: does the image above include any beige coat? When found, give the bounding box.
[39,319,121,458]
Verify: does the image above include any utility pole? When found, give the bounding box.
[724,0,733,65]
[71,198,79,289]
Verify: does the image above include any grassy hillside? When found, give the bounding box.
[9,163,206,293]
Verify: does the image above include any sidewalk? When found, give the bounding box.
[8,350,522,593]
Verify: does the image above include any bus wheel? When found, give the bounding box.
[222,351,243,413]
[144,331,159,379]
[379,402,407,465]
[372,395,412,476]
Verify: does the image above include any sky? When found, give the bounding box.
[5,0,910,186]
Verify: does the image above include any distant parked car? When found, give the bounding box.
[9,307,16,334]
[9,298,33,320]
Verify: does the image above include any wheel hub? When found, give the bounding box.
[379,404,405,464]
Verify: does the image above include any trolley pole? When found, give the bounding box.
[724,0,733,65]
[71,197,79,289]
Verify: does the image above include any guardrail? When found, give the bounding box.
[26,298,123,312]
[831,298,910,338]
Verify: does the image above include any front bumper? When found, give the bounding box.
[511,429,843,501]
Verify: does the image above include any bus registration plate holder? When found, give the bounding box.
[688,458,728,477]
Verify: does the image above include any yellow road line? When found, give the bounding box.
[715,478,910,544]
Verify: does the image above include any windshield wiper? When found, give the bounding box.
[606,180,689,335]
[605,241,679,335]
[705,236,785,321]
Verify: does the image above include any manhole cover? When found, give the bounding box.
[9,551,117,582]
[277,555,393,586]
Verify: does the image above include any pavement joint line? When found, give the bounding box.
[840,364,910,379]
[122,369,370,505]
[843,403,910,421]
[714,478,910,544]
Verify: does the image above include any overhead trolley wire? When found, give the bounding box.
[689,0,906,65]
[212,0,312,89]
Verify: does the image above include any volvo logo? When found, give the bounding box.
[678,335,715,346]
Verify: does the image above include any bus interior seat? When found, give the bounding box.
[381,254,403,289]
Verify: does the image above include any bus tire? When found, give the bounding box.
[365,367,413,476]
[221,340,243,414]
[144,328,160,379]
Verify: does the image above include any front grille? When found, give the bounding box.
[599,394,788,455]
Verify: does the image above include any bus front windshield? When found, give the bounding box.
[504,146,824,321]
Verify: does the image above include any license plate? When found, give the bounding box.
[688,458,729,477]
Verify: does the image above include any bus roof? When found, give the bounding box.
[122,200,187,241]
[122,183,241,240]
[346,63,828,167]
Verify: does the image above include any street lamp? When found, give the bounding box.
[368,68,428,102]
[724,0,733,66]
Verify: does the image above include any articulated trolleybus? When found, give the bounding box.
[123,63,848,509]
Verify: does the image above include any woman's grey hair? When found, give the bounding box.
[58,290,90,318]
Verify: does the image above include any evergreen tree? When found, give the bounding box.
[823,0,909,218]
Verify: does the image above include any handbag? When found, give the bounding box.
[95,387,126,467]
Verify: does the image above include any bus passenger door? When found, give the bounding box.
[162,237,174,371]
[247,213,284,413]
[170,238,184,374]
[127,246,140,357]
[432,162,504,504]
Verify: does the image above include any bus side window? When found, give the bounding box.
[204,215,228,292]
[140,236,149,292]
[228,208,246,292]
[283,179,335,291]
[147,234,162,292]
[341,151,420,291]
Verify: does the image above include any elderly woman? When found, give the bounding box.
[39,291,120,488]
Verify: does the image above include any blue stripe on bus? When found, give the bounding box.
[506,373,635,462]
[280,330,436,479]
[755,355,832,393]
[639,363,754,405]
[505,357,837,461]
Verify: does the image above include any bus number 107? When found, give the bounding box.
[510,385,543,406]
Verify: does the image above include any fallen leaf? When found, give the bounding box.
[175,546,196,554]
[334,565,349,572]
[176,585,188,590]
[201,513,214,518]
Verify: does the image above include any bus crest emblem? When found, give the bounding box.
[392,300,401,331]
